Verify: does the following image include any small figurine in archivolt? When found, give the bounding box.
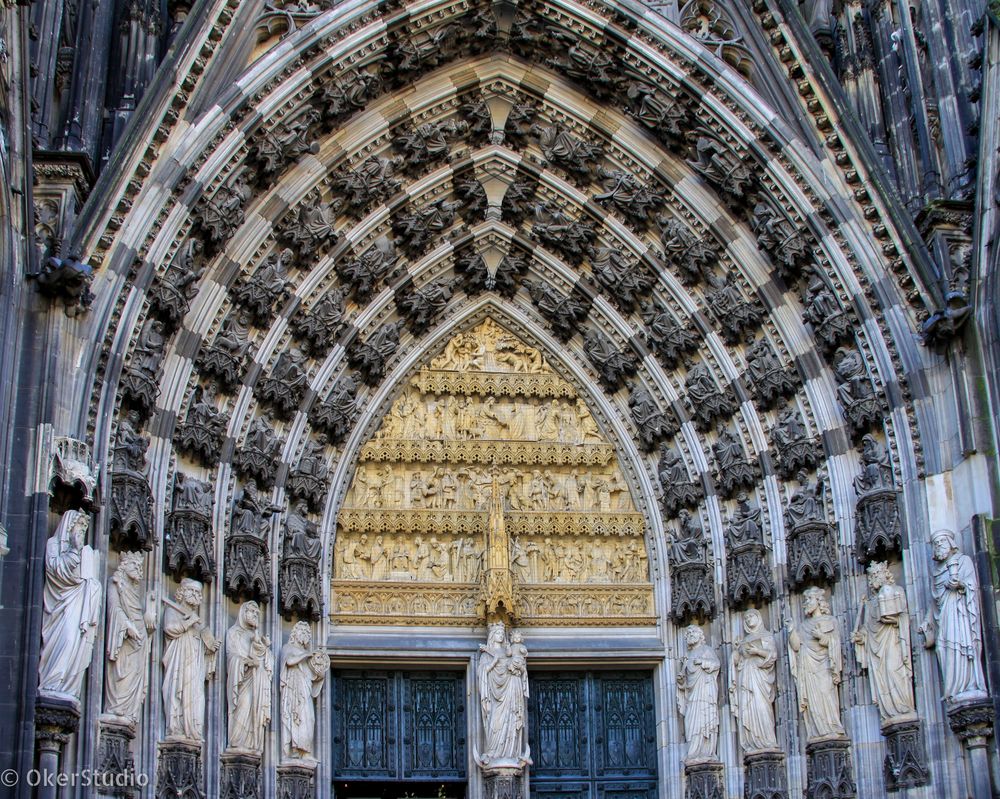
[475,622,531,769]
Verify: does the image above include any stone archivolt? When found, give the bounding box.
[332,319,654,626]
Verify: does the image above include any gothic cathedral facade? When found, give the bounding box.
[1,0,999,797]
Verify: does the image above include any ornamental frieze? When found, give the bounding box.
[336,508,645,538]
[358,439,616,467]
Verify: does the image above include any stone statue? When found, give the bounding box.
[104,552,157,722]
[919,529,988,703]
[162,578,220,742]
[38,510,102,703]
[226,601,273,752]
[729,609,778,753]
[852,561,917,724]
[787,587,845,741]
[476,622,530,767]
[280,622,330,762]
[676,625,720,763]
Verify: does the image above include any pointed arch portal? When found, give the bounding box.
[24,0,996,797]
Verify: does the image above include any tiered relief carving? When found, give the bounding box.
[332,319,654,626]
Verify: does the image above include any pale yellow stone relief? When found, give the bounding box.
[332,318,655,626]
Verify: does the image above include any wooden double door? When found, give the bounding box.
[330,668,658,799]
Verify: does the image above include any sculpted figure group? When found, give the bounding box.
[335,530,645,585]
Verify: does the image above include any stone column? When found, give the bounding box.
[947,699,995,799]
[482,765,524,799]
[220,751,262,799]
[96,716,137,797]
[277,761,316,799]
[881,718,930,790]
[805,738,855,799]
[743,750,788,799]
[34,696,80,799]
[156,740,204,799]
[684,761,723,799]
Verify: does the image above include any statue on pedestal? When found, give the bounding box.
[787,587,845,741]
[104,551,157,722]
[919,529,988,704]
[852,561,916,723]
[729,609,779,753]
[226,601,273,753]
[476,622,530,768]
[162,579,220,742]
[677,625,720,763]
[38,510,102,703]
[280,622,329,762]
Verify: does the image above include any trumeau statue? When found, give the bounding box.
[476,622,530,768]
[226,601,273,753]
[677,625,720,763]
[38,510,102,703]
[280,622,330,762]
[162,578,220,742]
[729,609,779,753]
[919,529,988,704]
[852,561,917,724]
[104,551,157,722]
[787,587,846,741]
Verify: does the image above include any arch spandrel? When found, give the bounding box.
[331,317,656,627]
